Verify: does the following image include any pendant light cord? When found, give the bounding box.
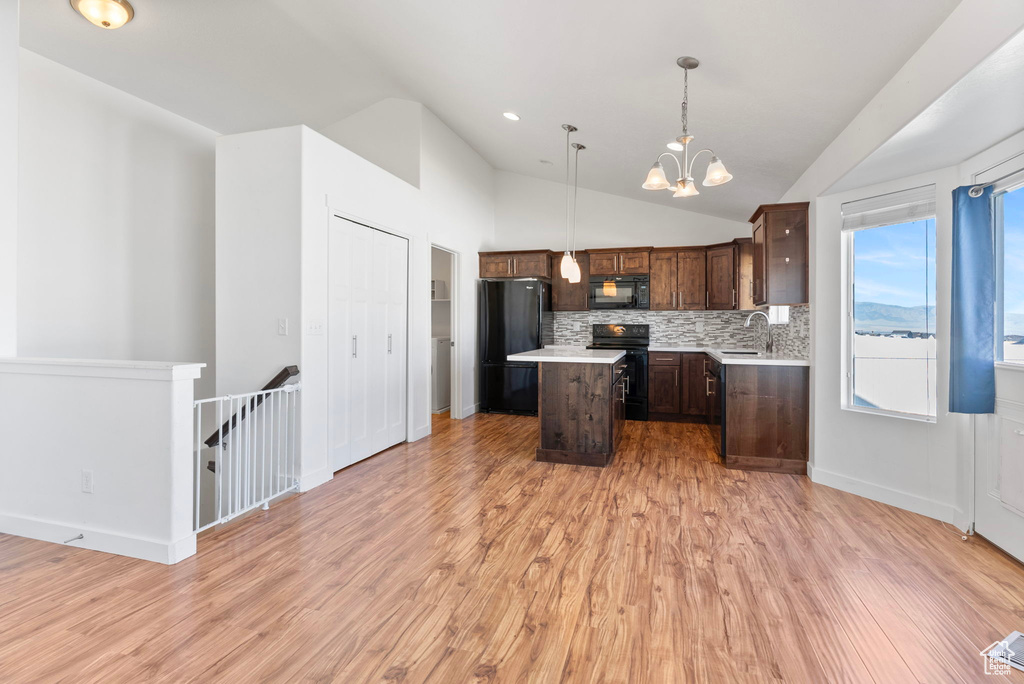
[564,127,572,254]
[572,145,581,257]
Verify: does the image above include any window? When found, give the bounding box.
[842,186,937,419]
[996,183,1024,365]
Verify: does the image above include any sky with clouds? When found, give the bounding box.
[1003,186,1024,317]
[853,218,935,310]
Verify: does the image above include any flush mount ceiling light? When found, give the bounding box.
[642,56,733,198]
[70,0,134,29]
[503,112,521,121]
[558,124,584,284]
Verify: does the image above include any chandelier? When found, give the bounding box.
[642,56,733,197]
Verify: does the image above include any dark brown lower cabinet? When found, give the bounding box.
[723,365,809,474]
[536,361,625,467]
[649,352,708,421]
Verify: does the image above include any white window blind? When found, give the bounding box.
[841,185,936,231]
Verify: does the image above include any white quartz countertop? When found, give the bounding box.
[648,346,810,367]
[508,348,627,364]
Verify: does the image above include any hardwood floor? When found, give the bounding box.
[1,413,1023,683]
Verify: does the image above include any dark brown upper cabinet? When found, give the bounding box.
[748,202,809,306]
[706,245,736,310]
[479,250,552,279]
[588,249,650,276]
[650,249,706,311]
[551,251,590,311]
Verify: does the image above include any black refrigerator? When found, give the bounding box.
[479,279,551,415]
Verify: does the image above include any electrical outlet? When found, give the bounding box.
[81,470,94,494]
[695,320,705,333]
[278,318,289,336]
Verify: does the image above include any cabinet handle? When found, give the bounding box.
[388,333,392,354]
[614,255,618,272]
[703,358,707,374]
[514,258,518,274]
[706,377,712,396]
[674,368,679,388]
[732,288,737,308]
[750,280,754,298]
[671,291,676,308]
[655,356,674,361]
[507,258,512,274]
[352,335,358,358]
[706,291,709,308]
[624,376,630,394]
[622,379,627,403]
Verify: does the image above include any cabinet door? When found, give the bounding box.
[765,211,808,304]
[348,222,374,464]
[552,252,590,311]
[480,254,512,278]
[706,245,736,310]
[612,375,626,447]
[512,251,550,278]
[589,252,619,275]
[752,217,766,305]
[618,251,650,274]
[649,253,677,310]
[681,353,708,416]
[677,250,706,310]
[649,365,681,415]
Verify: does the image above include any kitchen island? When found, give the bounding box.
[508,348,627,467]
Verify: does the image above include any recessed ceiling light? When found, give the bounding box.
[667,141,684,151]
[503,112,521,121]
[69,0,134,29]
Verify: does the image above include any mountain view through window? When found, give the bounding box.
[851,218,936,417]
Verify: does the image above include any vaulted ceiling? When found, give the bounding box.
[21,0,960,221]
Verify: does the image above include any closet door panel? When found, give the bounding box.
[348,222,373,463]
[328,218,352,471]
[369,229,393,454]
[385,232,409,447]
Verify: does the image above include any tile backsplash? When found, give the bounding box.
[552,305,809,358]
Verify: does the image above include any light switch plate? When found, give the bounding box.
[278,318,289,336]
[81,470,94,494]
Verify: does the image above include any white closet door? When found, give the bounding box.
[347,222,373,464]
[327,217,351,470]
[369,229,392,453]
[384,231,408,447]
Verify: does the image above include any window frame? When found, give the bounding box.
[993,177,1024,368]
[841,216,938,423]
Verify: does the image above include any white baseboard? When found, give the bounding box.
[0,512,196,564]
[298,466,333,493]
[462,403,478,417]
[808,466,959,524]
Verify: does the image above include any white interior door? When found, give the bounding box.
[328,218,351,470]
[975,401,1024,562]
[384,231,408,446]
[347,221,373,465]
[329,215,409,471]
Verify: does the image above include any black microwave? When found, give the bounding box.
[588,276,650,310]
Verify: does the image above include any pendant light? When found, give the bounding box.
[642,57,733,198]
[559,124,583,284]
[69,0,135,29]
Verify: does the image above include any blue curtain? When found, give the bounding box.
[949,185,995,414]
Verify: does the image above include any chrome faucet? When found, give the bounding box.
[745,310,773,354]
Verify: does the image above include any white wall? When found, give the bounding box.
[321,98,423,188]
[217,112,496,491]
[0,0,17,356]
[0,358,202,564]
[778,1,1024,528]
[493,171,750,251]
[811,168,966,523]
[18,51,218,398]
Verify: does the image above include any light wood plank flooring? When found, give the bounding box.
[1,413,1023,682]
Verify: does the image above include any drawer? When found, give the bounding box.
[650,352,681,366]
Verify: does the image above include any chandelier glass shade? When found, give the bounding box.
[643,57,732,199]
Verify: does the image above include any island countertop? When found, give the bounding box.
[507,348,626,364]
